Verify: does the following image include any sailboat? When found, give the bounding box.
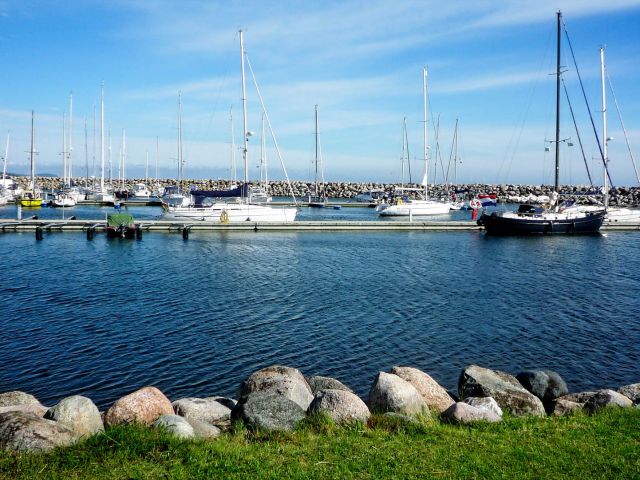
[479,11,605,235]
[18,111,42,208]
[86,82,115,204]
[0,132,18,205]
[163,30,296,222]
[305,105,328,207]
[51,112,77,207]
[376,67,452,216]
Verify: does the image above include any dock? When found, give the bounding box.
[1,218,639,235]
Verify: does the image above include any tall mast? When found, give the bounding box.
[121,129,126,190]
[1,132,9,180]
[155,136,159,185]
[30,111,35,191]
[240,30,249,187]
[230,107,236,182]
[600,46,609,208]
[314,105,319,193]
[61,112,67,187]
[178,91,183,187]
[84,118,88,188]
[401,116,407,188]
[100,81,105,191]
[145,150,149,185]
[554,10,561,195]
[260,113,267,188]
[108,123,112,183]
[422,66,429,197]
[68,92,73,183]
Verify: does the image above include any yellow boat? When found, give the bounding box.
[19,191,42,208]
[19,112,43,208]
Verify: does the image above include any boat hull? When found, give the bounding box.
[163,203,297,222]
[106,225,137,239]
[479,210,605,235]
[376,201,451,216]
[19,198,42,208]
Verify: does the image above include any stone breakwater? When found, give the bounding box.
[0,364,638,452]
[9,176,640,206]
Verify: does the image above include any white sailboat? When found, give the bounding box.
[163,30,296,222]
[305,105,328,207]
[51,111,76,207]
[376,67,451,216]
[86,82,115,204]
[0,132,16,205]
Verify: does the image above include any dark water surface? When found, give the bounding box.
[1,220,639,409]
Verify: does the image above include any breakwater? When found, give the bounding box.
[9,176,640,206]
[0,364,638,453]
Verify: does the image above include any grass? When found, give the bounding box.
[0,409,638,479]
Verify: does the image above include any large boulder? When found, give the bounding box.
[240,366,313,410]
[103,386,173,427]
[232,392,306,432]
[463,397,503,418]
[583,389,633,413]
[152,414,194,439]
[617,383,640,404]
[44,395,104,439]
[172,397,231,429]
[516,370,568,403]
[307,389,370,424]
[306,376,353,395]
[390,366,454,413]
[549,398,582,416]
[0,391,41,408]
[368,372,427,415]
[458,365,545,417]
[441,402,501,424]
[0,411,75,452]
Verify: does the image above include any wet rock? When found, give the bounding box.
[441,402,501,424]
[172,397,231,429]
[368,372,427,415]
[390,366,454,413]
[103,386,173,427]
[44,395,104,439]
[0,391,41,408]
[306,376,353,395]
[240,365,313,410]
[232,392,306,432]
[0,411,75,452]
[307,389,370,424]
[458,365,545,417]
[516,370,568,403]
[153,414,194,439]
[583,389,633,413]
[617,383,640,404]
[463,397,503,417]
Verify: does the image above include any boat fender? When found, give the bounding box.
[220,210,229,224]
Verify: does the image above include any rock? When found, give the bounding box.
[207,396,237,410]
[0,411,75,452]
[583,389,633,413]
[368,372,427,415]
[0,404,48,417]
[0,391,41,408]
[152,414,194,439]
[463,397,503,417]
[558,391,597,404]
[617,383,640,404]
[185,418,221,439]
[44,395,104,439]
[232,392,306,432]
[390,366,454,413]
[307,389,370,424]
[172,397,231,429]
[458,365,545,417]
[240,366,313,410]
[516,370,568,403]
[382,412,422,426]
[306,376,353,395]
[550,398,583,416]
[441,402,501,424]
[103,386,173,427]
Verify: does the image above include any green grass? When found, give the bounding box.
[1,409,638,479]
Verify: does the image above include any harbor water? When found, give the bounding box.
[1,203,639,408]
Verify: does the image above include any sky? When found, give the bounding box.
[1,0,639,186]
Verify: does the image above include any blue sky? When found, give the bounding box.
[1,0,639,185]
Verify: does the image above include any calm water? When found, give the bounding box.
[1,205,639,409]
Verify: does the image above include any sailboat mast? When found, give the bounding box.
[145,150,149,185]
[423,67,429,197]
[401,116,407,189]
[554,11,561,195]
[108,123,112,183]
[30,111,35,191]
[240,30,249,188]
[68,92,73,183]
[100,81,105,191]
[230,107,236,182]
[62,112,67,187]
[260,113,266,188]
[122,129,126,190]
[2,132,9,180]
[315,105,319,193]
[600,46,609,208]
[178,91,183,187]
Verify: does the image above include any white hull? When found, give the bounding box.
[605,207,640,223]
[376,200,451,216]
[87,192,115,203]
[164,203,297,222]
[51,197,76,207]
[0,196,7,206]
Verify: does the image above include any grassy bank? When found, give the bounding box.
[1,409,638,479]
